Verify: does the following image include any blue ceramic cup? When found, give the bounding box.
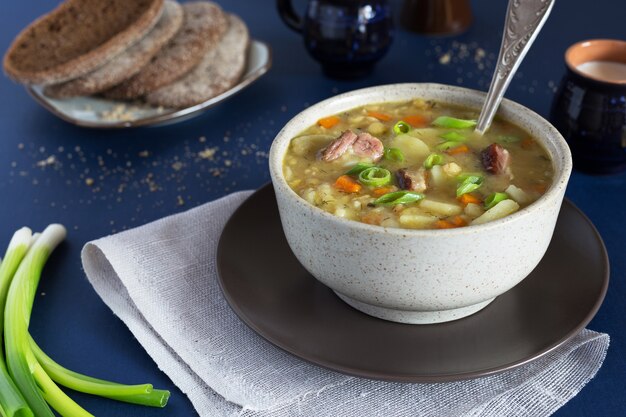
[550,39,626,174]
[277,0,393,78]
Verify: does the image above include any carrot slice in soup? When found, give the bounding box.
[531,183,548,194]
[435,220,456,229]
[318,116,341,129]
[458,193,481,205]
[450,215,467,227]
[403,114,428,127]
[446,144,470,155]
[372,186,395,197]
[521,138,535,149]
[366,111,393,121]
[334,175,362,193]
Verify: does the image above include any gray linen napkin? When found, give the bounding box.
[81,191,609,417]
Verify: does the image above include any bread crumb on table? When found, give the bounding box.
[5,104,281,233]
[198,147,217,160]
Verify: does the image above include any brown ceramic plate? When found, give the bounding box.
[217,184,609,382]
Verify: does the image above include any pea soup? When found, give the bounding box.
[283,99,553,229]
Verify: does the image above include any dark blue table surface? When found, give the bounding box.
[1,0,625,416]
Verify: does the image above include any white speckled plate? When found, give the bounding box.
[26,40,271,129]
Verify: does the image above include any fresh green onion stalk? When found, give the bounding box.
[358,167,392,187]
[30,338,169,407]
[5,225,71,417]
[432,116,477,129]
[31,362,94,417]
[2,224,170,416]
[0,228,32,340]
[374,191,424,206]
[0,227,34,417]
[4,225,94,417]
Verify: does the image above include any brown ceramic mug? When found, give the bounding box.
[400,0,473,36]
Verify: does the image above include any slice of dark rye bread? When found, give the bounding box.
[103,2,227,100]
[146,14,249,108]
[44,1,183,98]
[3,0,164,85]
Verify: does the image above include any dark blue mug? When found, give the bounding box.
[550,39,626,174]
[277,0,394,78]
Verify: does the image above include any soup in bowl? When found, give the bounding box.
[269,84,572,324]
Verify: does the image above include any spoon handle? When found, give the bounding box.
[475,0,556,134]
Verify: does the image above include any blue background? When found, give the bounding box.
[1,0,625,415]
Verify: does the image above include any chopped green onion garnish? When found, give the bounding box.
[436,141,461,151]
[456,175,484,197]
[345,162,375,175]
[440,131,466,142]
[456,182,481,197]
[358,167,392,187]
[423,153,443,169]
[497,135,521,143]
[484,192,509,209]
[393,121,411,135]
[374,191,424,206]
[384,147,404,162]
[432,116,477,129]
[457,172,484,182]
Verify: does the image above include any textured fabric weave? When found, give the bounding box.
[81,191,609,417]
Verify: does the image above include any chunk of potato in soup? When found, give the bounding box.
[283,99,553,229]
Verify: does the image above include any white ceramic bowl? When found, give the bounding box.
[269,83,572,324]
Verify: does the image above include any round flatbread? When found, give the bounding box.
[103,1,227,100]
[3,0,164,85]
[146,14,249,108]
[44,1,183,99]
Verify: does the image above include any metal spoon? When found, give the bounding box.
[475,0,556,134]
